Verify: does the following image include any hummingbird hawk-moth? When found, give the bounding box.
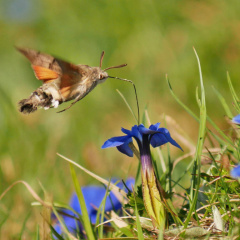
[17,47,127,113]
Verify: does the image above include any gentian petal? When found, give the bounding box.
[138,124,158,135]
[232,115,240,125]
[149,123,161,131]
[131,125,142,142]
[150,128,183,150]
[117,137,134,157]
[102,135,131,149]
[121,127,132,135]
[231,165,240,178]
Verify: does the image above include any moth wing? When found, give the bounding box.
[31,65,59,83]
[17,47,82,84]
[59,65,90,99]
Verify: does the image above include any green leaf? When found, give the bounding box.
[69,164,96,240]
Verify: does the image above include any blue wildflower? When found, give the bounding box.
[232,114,240,124]
[102,123,182,229]
[53,178,134,237]
[231,165,240,179]
[102,123,182,157]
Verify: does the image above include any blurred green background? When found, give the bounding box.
[0,0,240,238]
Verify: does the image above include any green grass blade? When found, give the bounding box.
[116,89,138,124]
[184,48,206,229]
[207,116,234,147]
[141,104,148,125]
[0,212,9,229]
[19,211,31,240]
[227,72,240,112]
[134,162,142,191]
[166,75,199,122]
[98,181,111,239]
[52,207,72,239]
[212,86,233,118]
[69,164,96,240]
[167,72,234,148]
[134,194,144,240]
[57,153,127,198]
[35,225,40,240]
[50,224,65,240]
[164,197,183,226]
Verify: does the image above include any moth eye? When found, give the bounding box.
[99,74,104,80]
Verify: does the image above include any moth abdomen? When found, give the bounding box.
[19,98,38,114]
[18,87,61,114]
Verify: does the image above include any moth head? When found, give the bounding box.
[99,51,127,81]
[99,71,109,82]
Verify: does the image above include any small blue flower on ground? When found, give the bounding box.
[52,178,134,237]
[231,164,240,178]
[232,114,240,124]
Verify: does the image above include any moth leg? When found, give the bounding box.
[57,95,82,113]
[57,81,98,113]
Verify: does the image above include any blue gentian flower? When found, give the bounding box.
[232,115,240,124]
[102,123,182,229]
[231,165,240,179]
[53,178,134,237]
[102,123,182,157]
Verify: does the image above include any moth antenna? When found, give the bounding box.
[104,64,127,71]
[100,51,105,68]
[108,76,140,125]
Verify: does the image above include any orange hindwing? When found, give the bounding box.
[32,65,59,82]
